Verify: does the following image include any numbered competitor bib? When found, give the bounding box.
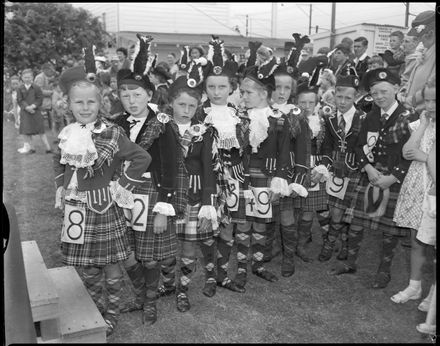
[363,131,379,163]
[61,204,86,244]
[245,187,272,219]
[326,175,349,200]
[130,194,149,232]
[226,178,239,212]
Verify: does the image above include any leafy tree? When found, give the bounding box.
[4,2,110,74]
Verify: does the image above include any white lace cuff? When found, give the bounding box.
[152,202,176,216]
[198,205,219,230]
[289,183,308,198]
[270,177,290,196]
[243,189,254,200]
[313,165,330,182]
[109,180,134,209]
[427,194,436,218]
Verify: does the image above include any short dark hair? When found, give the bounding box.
[168,52,176,59]
[116,47,128,57]
[354,36,368,47]
[169,87,202,104]
[390,31,404,41]
[334,44,350,56]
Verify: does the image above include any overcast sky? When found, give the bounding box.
[228,2,437,38]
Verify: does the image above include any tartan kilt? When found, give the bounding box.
[127,178,177,262]
[328,171,362,211]
[61,199,130,267]
[247,166,274,224]
[279,196,294,211]
[294,182,328,212]
[175,203,214,241]
[343,174,408,236]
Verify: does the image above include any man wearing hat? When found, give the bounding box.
[233,57,293,288]
[402,10,435,112]
[329,68,417,289]
[318,73,366,262]
[149,64,173,111]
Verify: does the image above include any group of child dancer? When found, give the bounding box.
[52,33,436,337]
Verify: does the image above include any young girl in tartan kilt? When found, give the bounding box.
[53,48,151,336]
[293,74,331,263]
[194,36,249,294]
[319,74,366,263]
[269,34,311,276]
[112,34,186,325]
[391,78,436,308]
[329,68,418,289]
[166,67,220,312]
[233,56,293,289]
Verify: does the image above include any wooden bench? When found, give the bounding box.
[21,240,60,341]
[46,266,107,343]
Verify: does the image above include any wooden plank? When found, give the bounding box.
[48,267,107,343]
[21,241,59,322]
[40,318,60,341]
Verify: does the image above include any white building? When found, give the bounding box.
[310,23,409,56]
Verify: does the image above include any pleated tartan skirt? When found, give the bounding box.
[127,178,177,262]
[342,174,408,236]
[175,203,215,241]
[61,199,130,267]
[293,181,328,212]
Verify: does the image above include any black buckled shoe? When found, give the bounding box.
[217,280,246,293]
[253,268,279,282]
[142,301,157,325]
[202,281,217,297]
[120,298,143,313]
[336,246,348,261]
[281,258,295,277]
[328,262,356,275]
[318,245,333,262]
[176,291,191,312]
[104,314,117,337]
[372,272,391,289]
[157,284,176,297]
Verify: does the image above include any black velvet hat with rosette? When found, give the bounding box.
[336,66,360,90]
[246,41,262,68]
[243,56,278,91]
[275,33,310,79]
[59,44,99,94]
[205,35,238,79]
[117,33,155,92]
[168,58,206,101]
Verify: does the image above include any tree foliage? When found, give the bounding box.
[4,2,110,74]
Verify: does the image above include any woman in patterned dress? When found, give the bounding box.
[391,79,436,305]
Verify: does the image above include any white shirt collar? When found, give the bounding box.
[176,122,191,137]
[354,52,368,63]
[381,101,399,119]
[24,84,32,90]
[338,106,356,133]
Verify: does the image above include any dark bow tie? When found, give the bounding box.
[129,119,140,130]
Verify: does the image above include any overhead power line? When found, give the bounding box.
[185,2,243,36]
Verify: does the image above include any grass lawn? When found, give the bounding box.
[3,119,435,343]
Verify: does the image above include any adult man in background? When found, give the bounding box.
[34,63,55,136]
[353,37,370,82]
[402,10,435,112]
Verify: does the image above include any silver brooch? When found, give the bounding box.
[378,71,387,79]
[187,78,197,88]
[213,66,222,75]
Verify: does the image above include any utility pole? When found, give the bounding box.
[271,3,277,38]
[405,2,410,27]
[330,2,336,49]
[116,3,120,47]
[246,14,249,37]
[309,4,312,35]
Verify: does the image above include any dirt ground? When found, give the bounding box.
[3,119,435,343]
